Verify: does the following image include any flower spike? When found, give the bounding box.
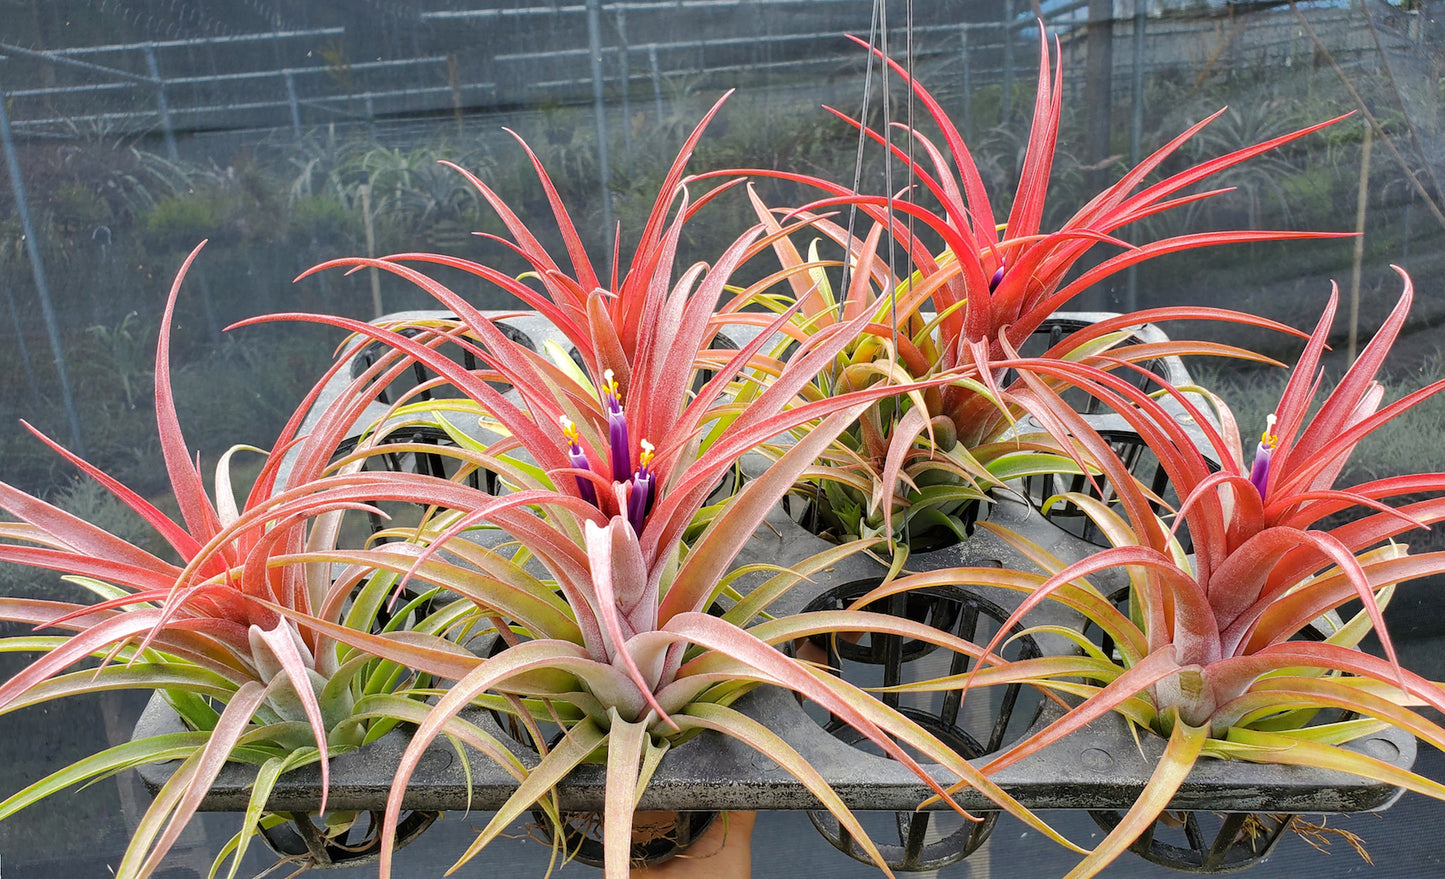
[627,440,656,534]
[561,416,598,506]
[1248,413,1279,498]
[988,261,1007,292]
[603,369,631,483]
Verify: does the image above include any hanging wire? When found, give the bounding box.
[837,0,885,302]
[878,0,919,548]
[822,0,918,547]
[878,0,896,347]
[902,0,918,546]
[809,0,887,536]
[872,0,922,364]
[902,0,918,363]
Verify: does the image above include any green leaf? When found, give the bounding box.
[676,702,895,875]
[220,749,315,879]
[1223,726,1445,801]
[448,718,607,872]
[0,662,234,716]
[723,538,882,627]
[602,709,651,879]
[0,732,211,822]
[208,814,291,879]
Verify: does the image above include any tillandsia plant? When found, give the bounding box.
[246,104,1091,879]
[736,30,1346,552]
[853,268,1445,877]
[0,242,498,878]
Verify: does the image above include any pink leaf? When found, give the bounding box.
[250,621,331,814]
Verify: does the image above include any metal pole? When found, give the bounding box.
[1083,0,1114,183]
[1129,3,1147,170]
[0,89,87,455]
[360,183,383,319]
[284,70,302,135]
[1001,0,1014,124]
[1083,0,1116,309]
[649,44,665,124]
[1125,0,1147,313]
[3,284,40,399]
[0,40,155,83]
[586,0,615,264]
[615,5,633,168]
[960,27,973,144]
[1348,124,1373,362]
[447,53,465,135]
[270,24,298,137]
[143,43,180,161]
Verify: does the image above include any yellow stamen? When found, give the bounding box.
[604,368,622,404]
[1261,413,1278,448]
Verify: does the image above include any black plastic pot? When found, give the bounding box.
[132,677,1414,815]
[1021,427,1197,552]
[804,705,999,870]
[527,807,720,869]
[1088,809,1292,873]
[1078,583,1353,874]
[258,808,440,869]
[792,579,1045,870]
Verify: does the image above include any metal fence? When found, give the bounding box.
[0,1,1045,146]
[0,2,1409,150]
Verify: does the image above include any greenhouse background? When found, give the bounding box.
[1,0,1444,875]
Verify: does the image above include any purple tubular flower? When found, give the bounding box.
[603,369,631,483]
[626,440,655,534]
[1248,414,1278,499]
[560,416,598,506]
[989,261,1007,292]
